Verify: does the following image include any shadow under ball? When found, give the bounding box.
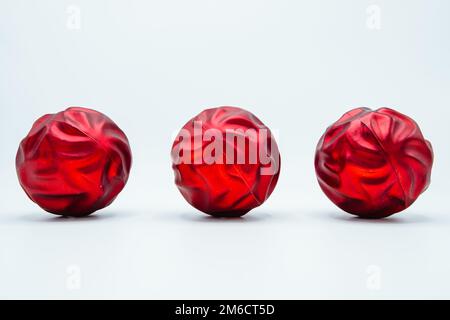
[315,107,433,219]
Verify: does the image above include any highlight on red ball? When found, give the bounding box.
[315,107,433,219]
[171,106,281,217]
[16,107,132,217]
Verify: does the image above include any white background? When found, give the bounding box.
[1,0,449,299]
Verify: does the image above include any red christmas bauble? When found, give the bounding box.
[171,106,281,217]
[16,107,132,217]
[315,107,433,218]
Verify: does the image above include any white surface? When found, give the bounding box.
[1,0,449,299]
[0,190,447,299]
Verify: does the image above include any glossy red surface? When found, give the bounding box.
[315,107,433,218]
[171,106,280,217]
[16,107,132,216]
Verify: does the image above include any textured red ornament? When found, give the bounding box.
[16,107,132,217]
[315,107,433,218]
[171,106,280,217]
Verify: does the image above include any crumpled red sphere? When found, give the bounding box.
[16,107,132,217]
[171,106,281,217]
[315,107,433,218]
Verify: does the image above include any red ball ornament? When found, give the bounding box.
[315,107,433,218]
[16,107,132,217]
[171,106,281,217]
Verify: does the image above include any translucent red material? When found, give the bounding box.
[315,107,433,218]
[171,106,280,217]
[16,107,132,217]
